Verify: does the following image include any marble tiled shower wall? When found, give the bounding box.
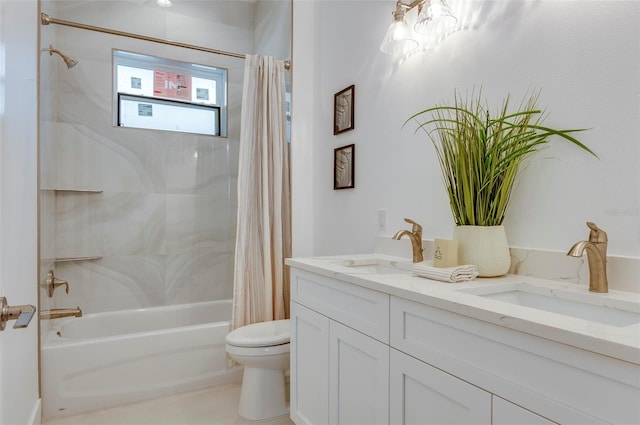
[39,3,255,314]
[44,111,239,313]
[48,130,239,313]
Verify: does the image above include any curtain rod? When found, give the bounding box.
[41,13,291,70]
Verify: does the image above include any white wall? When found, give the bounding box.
[255,0,292,61]
[292,0,639,263]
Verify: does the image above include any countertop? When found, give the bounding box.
[286,254,640,365]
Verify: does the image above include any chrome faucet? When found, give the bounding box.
[393,218,424,263]
[40,308,83,320]
[567,222,608,293]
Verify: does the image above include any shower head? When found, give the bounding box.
[48,45,78,69]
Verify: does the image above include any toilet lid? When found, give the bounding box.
[226,319,290,347]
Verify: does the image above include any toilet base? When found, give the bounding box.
[238,367,289,421]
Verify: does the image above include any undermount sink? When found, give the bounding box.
[328,257,413,274]
[460,283,640,327]
[343,263,409,274]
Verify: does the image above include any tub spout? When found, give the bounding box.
[40,307,82,320]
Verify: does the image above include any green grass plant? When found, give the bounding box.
[405,89,596,226]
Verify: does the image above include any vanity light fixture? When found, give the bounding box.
[414,0,457,34]
[380,0,458,54]
[379,2,419,55]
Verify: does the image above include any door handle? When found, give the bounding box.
[0,297,36,331]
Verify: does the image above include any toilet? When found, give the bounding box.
[225,319,290,420]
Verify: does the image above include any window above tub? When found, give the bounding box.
[113,49,228,137]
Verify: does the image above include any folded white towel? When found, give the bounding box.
[412,262,479,283]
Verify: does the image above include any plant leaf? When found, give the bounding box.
[406,89,597,225]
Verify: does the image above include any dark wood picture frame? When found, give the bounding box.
[333,85,355,135]
[334,144,355,190]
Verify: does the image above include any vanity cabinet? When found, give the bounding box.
[290,302,329,425]
[288,265,639,425]
[390,346,554,425]
[492,397,555,425]
[329,319,389,424]
[390,296,636,424]
[390,348,491,424]
[290,269,390,425]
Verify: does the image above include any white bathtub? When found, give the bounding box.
[42,300,242,420]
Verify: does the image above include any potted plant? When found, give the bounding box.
[405,89,597,276]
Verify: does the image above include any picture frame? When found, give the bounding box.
[334,85,355,135]
[334,144,355,190]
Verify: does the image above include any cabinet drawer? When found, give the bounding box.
[291,268,389,343]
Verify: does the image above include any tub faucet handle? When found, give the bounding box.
[47,270,69,297]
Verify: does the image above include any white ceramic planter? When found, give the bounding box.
[453,225,511,277]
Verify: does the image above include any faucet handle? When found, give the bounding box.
[403,218,422,233]
[586,222,607,243]
[47,270,69,298]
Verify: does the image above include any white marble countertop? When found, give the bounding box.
[286,253,640,365]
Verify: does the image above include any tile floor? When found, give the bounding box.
[43,382,295,425]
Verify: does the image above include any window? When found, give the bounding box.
[113,50,228,137]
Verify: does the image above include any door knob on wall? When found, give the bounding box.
[0,297,36,331]
[47,270,69,297]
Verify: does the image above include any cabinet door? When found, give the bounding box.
[291,302,330,425]
[493,397,556,425]
[390,349,491,425]
[329,320,389,425]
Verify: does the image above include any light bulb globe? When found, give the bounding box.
[380,21,419,55]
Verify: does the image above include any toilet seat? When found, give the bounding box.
[225,319,290,348]
[225,341,289,357]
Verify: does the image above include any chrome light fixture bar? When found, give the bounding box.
[380,0,457,55]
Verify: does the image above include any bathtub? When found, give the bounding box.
[41,300,242,420]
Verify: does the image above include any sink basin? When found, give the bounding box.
[460,283,640,327]
[343,263,409,274]
[328,257,413,274]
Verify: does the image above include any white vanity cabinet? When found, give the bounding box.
[390,347,555,425]
[390,296,637,424]
[290,302,329,425]
[492,397,555,425]
[290,269,390,425]
[329,319,389,424]
[288,263,640,425]
[390,348,491,424]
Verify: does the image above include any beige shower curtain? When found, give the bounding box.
[231,55,291,331]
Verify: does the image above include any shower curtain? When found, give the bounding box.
[231,55,291,331]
